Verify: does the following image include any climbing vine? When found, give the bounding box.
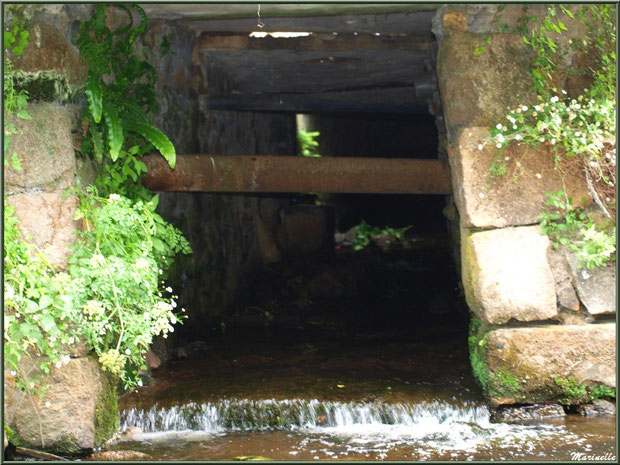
[481,5,616,267]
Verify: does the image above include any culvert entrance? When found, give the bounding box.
[113,5,614,460]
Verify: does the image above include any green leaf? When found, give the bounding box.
[103,103,124,161]
[473,46,486,56]
[124,120,176,169]
[38,294,54,310]
[16,109,31,120]
[151,237,165,252]
[85,75,104,123]
[39,313,57,333]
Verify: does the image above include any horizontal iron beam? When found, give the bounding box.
[143,155,451,195]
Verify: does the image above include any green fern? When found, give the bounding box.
[124,120,176,169]
[75,4,176,196]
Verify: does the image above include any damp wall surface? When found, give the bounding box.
[433,5,616,405]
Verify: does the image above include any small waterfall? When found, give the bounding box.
[120,398,491,433]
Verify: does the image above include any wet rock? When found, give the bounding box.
[485,324,616,404]
[491,403,565,423]
[307,271,345,300]
[462,226,557,324]
[278,205,332,257]
[5,355,117,452]
[448,127,590,229]
[6,190,80,269]
[145,350,161,370]
[576,400,616,417]
[86,450,152,461]
[4,103,77,194]
[566,253,616,315]
[547,248,581,312]
[119,426,143,440]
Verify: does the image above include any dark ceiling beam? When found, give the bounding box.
[203,87,431,114]
[194,32,431,52]
[182,11,436,35]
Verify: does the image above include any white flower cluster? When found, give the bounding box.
[82,299,105,319]
[149,300,177,338]
[89,254,106,268]
[54,354,71,369]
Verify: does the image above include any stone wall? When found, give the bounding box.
[434,5,616,405]
[136,20,298,339]
[3,5,118,453]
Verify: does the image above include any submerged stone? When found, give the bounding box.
[576,400,616,417]
[491,403,565,424]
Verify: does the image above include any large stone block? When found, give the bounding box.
[566,252,616,315]
[462,225,557,324]
[437,32,536,140]
[4,355,118,452]
[4,103,77,194]
[485,324,616,403]
[7,190,80,269]
[11,23,88,99]
[449,127,589,228]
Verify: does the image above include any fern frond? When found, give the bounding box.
[85,75,104,123]
[128,5,148,44]
[125,120,176,169]
[102,103,124,162]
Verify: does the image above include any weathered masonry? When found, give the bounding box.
[3,3,615,453]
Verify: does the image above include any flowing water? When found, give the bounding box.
[113,325,616,461]
[113,248,615,461]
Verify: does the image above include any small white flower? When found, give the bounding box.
[514,134,521,141]
[45,401,51,408]
[182,308,186,313]
[10,370,16,376]
[496,123,503,130]
[581,270,591,280]
[551,139,556,145]
[137,380,143,387]
[135,257,149,269]
[171,315,177,324]
[158,292,162,297]
[108,193,121,203]
[159,269,163,275]
[56,361,62,368]
[496,143,502,148]
[477,144,483,150]
[550,96,559,103]
[125,349,132,355]
[168,325,175,333]
[171,301,177,308]
[561,89,567,95]
[478,193,485,199]
[69,337,75,345]
[534,105,541,111]
[504,157,510,161]
[166,287,173,293]
[521,105,528,111]
[513,125,517,130]
[535,173,542,179]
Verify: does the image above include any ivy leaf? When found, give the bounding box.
[124,120,176,169]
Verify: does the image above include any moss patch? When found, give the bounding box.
[94,372,119,447]
[468,317,490,392]
[13,70,81,102]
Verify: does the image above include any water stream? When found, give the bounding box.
[112,248,615,461]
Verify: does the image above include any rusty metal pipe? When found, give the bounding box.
[142,155,451,195]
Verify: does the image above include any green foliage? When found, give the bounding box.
[74,4,175,199]
[67,187,192,389]
[3,200,78,393]
[298,129,322,158]
[483,5,616,269]
[554,376,588,403]
[492,370,521,398]
[352,220,410,251]
[468,318,490,392]
[590,384,615,400]
[3,9,31,171]
[539,190,615,269]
